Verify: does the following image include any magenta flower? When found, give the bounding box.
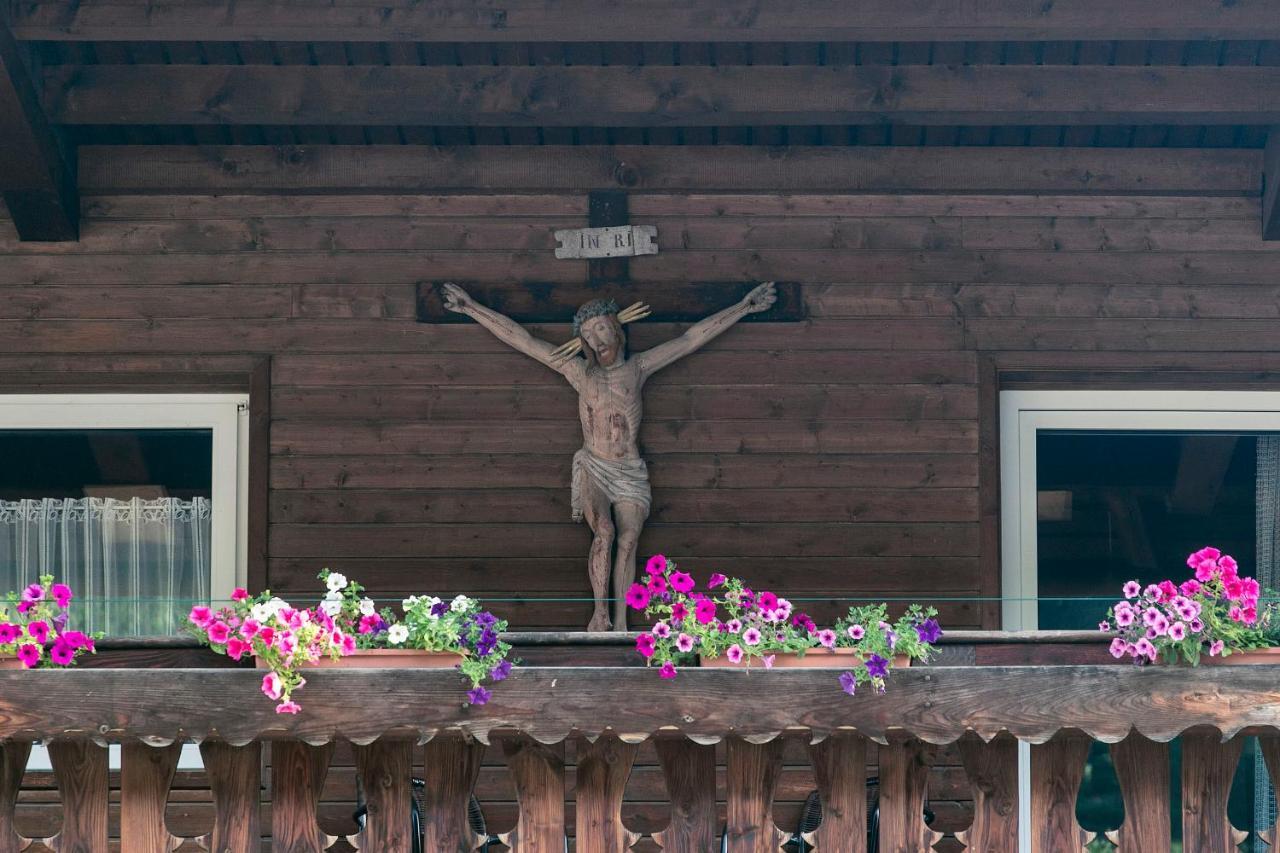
[625,583,651,611]
[645,554,667,577]
[189,605,214,628]
[50,584,73,609]
[726,618,743,633]
[652,621,671,639]
[16,644,40,668]
[676,633,696,653]
[1209,639,1225,657]
[0,624,18,644]
[15,601,31,615]
[635,634,657,659]
[1194,561,1216,583]
[758,591,778,611]
[467,686,492,705]
[1179,580,1201,597]
[207,621,231,645]
[1098,621,1110,632]
[21,584,43,604]
[275,701,302,715]
[27,621,49,645]
[1109,638,1128,659]
[708,573,727,588]
[838,671,858,696]
[341,634,357,655]
[647,574,668,596]
[659,661,677,679]
[48,641,74,666]
[261,671,283,700]
[1122,580,1141,599]
[669,571,695,594]
[1190,618,1205,633]
[694,598,717,625]
[742,627,762,646]
[847,624,865,640]
[1168,622,1187,641]
[1135,638,1157,661]
[726,644,744,664]
[670,602,688,624]
[1114,607,1135,627]
[818,629,837,649]
[231,587,250,602]
[225,637,249,661]
[1229,606,1244,622]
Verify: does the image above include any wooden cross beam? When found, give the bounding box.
[1265,128,1280,242]
[0,17,76,241]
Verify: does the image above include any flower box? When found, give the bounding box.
[0,657,22,670]
[254,648,463,669]
[1198,646,1280,666]
[699,649,913,669]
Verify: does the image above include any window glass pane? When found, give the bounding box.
[0,429,213,635]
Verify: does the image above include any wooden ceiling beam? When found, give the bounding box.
[43,64,1280,128]
[0,17,76,240]
[1265,128,1280,241]
[10,0,1280,43]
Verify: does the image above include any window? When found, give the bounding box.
[0,394,248,635]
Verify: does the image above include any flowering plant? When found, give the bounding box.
[189,588,354,714]
[318,569,515,706]
[1100,546,1267,665]
[0,576,97,668]
[830,603,941,696]
[628,555,819,678]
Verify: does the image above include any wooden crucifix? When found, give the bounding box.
[441,281,777,631]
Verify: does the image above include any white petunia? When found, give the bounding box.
[320,599,342,617]
[450,595,470,613]
[402,596,419,610]
[387,624,409,645]
[325,573,348,592]
[359,598,376,616]
[250,603,272,622]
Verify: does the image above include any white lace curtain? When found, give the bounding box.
[0,497,211,635]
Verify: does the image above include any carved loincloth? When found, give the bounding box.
[571,448,652,522]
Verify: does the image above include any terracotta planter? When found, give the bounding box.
[255,649,463,669]
[1201,646,1280,666]
[700,649,913,669]
[0,656,24,670]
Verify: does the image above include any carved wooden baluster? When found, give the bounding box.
[1181,730,1247,853]
[1257,734,1280,848]
[499,735,566,852]
[199,740,262,853]
[43,738,108,853]
[0,741,31,853]
[270,741,336,853]
[877,734,942,853]
[350,737,416,852]
[652,736,717,853]
[120,741,182,853]
[421,736,486,853]
[955,733,1018,852]
[804,732,867,852]
[575,734,640,852]
[1104,733,1170,852]
[724,736,787,853]
[1029,731,1092,853]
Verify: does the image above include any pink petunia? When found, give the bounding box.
[275,701,301,715]
[670,602,688,624]
[726,619,743,633]
[15,601,32,615]
[708,573,727,588]
[645,555,667,577]
[1134,638,1157,661]
[652,621,672,639]
[340,634,356,655]
[1122,580,1141,599]
[742,628,762,646]
[625,584,651,611]
[1190,618,1205,633]
[188,606,214,629]
[1157,580,1178,602]
[669,571,695,594]
[257,626,275,646]
[659,661,678,679]
[16,644,40,668]
[1179,580,1202,597]
[676,633,696,653]
[647,574,668,596]
[231,587,250,602]
[725,644,744,664]
[694,598,717,625]
[1209,639,1225,657]
[26,621,49,645]
[0,624,18,645]
[1109,638,1128,659]
[240,619,260,639]
[50,584,72,609]
[225,637,250,661]
[1114,608,1135,628]
[847,624,865,640]
[1229,606,1244,622]
[757,591,779,611]
[261,671,284,700]
[207,621,231,645]
[635,634,657,659]
[818,629,837,648]
[48,641,74,666]
[21,584,44,604]
[1168,622,1187,642]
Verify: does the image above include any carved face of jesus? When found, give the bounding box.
[580,314,625,367]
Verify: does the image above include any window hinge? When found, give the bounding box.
[238,402,250,413]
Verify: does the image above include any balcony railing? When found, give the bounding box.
[1,659,1279,851]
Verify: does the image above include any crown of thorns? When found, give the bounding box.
[551,300,651,363]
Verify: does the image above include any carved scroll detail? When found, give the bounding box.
[499,734,566,852]
[955,732,1018,852]
[724,736,787,853]
[42,739,109,853]
[270,741,336,853]
[575,734,640,852]
[421,736,486,853]
[804,732,867,850]
[1180,730,1247,853]
[0,741,31,853]
[652,737,716,852]
[877,734,942,853]
[1029,731,1092,853]
[198,740,262,853]
[1104,732,1170,852]
[350,737,415,852]
[120,741,182,853]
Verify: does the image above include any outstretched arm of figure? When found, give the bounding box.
[440,283,580,379]
[637,282,777,378]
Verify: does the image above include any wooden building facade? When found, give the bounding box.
[2,2,1280,850]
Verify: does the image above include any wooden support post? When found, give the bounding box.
[421,736,486,853]
[350,737,416,852]
[652,736,717,853]
[1264,127,1280,241]
[1105,733,1170,852]
[575,734,640,852]
[0,741,31,853]
[0,18,77,240]
[1181,730,1247,853]
[724,736,786,853]
[955,733,1018,852]
[270,741,335,853]
[499,734,566,852]
[1029,731,1092,853]
[877,733,942,853]
[199,740,262,853]
[120,741,182,853]
[804,732,868,851]
[43,739,109,853]
[1257,734,1280,848]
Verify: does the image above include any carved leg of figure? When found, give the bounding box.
[582,482,616,632]
[611,500,648,632]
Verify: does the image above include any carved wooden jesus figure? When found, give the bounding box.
[441,281,777,631]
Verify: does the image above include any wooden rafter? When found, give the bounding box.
[43,64,1280,128]
[0,15,76,240]
[9,0,1280,43]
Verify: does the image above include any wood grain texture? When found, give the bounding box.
[1257,734,1280,848]
[119,741,182,853]
[804,732,867,851]
[1180,731,1247,853]
[43,739,109,853]
[1029,732,1091,853]
[574,734,640,853]
[499,735,566,852]
[877,734,941,853]
[1105,733,1170,852]
[270,741,335,853]
[420,737,486,853]
[1265,129,1280,241]
[198,740,262,853]
[724,737,786,853]
[652,736,717,853]
[954,732,1017,852]
[0,741,30,853]
[350,737,415,852]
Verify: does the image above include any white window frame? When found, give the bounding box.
[0,393,249,773]
[1000,388,1280,849]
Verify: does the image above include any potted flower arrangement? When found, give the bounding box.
[0,575,97,669]
[316,569,515,705]
[1099,546,1273,665]
[830,603,941,695]
[189,587,353,714]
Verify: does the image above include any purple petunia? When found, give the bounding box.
[865,654,890,679]
[489,660,513,681]
[467,686,492,706]
[914,618,942,644]
[838,671,858,696]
